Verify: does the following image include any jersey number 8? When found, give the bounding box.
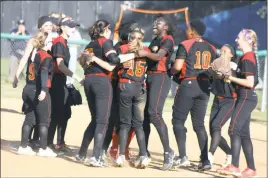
[194,51,211,69]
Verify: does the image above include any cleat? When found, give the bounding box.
[115,155,125,167]
[241,168,257,178]
[75,154,87,163]
[37,147,57,157]
[162,150,175,171]
[86,157,106,167]
[173,156,190,167]
[198,160,212,171]
[131,155,150,168]
[222,154,232,168]
[54,142,72,153]
[217,164,241,177]
[17,146,36,156]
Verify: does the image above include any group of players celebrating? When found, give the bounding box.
[13,12,259,178]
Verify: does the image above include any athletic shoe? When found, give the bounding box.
[132,155,150,168]
[108,147,119,162]
[147,150,152,163]
[173,156,190,167]
[37,147,57,157]
[222,154,232,168]
[217,164,241,177]
[29,140,40,150]
[162,150,175,171]
[115,154,125,167]
[17,146,36,156]
[208,152,214,165]
[86,157,106,167]
[101,149,108,160]
[241,168,257,178]
[198,160,212,171]
[55,143,72,153]
[75,154,87,163]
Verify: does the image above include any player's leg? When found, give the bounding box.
[190,86,210,171]
[35,92,57,157]
[131,84,150,168]
[18,85,36,155]
[102,79,118,157]
[89,76,112,167]
[116,82,132,166]
[217,98,257,177]
[143,84,151,156]
[172,80,195,166]
[209,98,235,165]
[55,85,72,152]
[147,73,174,170]
[77,78,96,161]
[47,75,63,147]
[240,116,257,177]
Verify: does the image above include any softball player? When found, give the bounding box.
[137,14,175,171]
[47,17,82,153]
[104,23,139,162]
[114,27,150,168]
[13,16,54,149]
[17,31,57,157]
[76,19,136,167]
[207,44,238,167]
[217,29,259,178]
[171,19,216,171]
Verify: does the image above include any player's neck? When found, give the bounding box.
[242,46,252,54]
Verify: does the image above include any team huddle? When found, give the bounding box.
[12,12,259,178]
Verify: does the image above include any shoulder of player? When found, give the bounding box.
[37,50,52,62]
[52,36,67,47]
[241,52,256,65]
[97,37,113,47]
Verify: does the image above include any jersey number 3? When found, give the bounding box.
[28,63,35,80]
[194,51,211,69]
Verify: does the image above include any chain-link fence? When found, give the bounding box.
[1,34,267,112]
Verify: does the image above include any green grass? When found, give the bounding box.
[1,59,266,123]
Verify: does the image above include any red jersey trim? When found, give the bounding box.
[52,36,66,48]
[97,37,108,47]
[241,51,256,65]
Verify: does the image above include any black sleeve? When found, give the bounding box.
[240,59,256,75]
[175,44,187,60]
[114,42,121,54]
[40,57,53,72]
[103,40,116,55]
[51,42,65,59]
[103,40,121,64]
[160,39,174,54]
[41,70,49,92]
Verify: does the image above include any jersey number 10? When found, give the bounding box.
[194,51,211,69]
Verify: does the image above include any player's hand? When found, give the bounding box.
[12,76,19,88]
[123,60,133,69]
[38,91,46,101]
[137,49,148,57]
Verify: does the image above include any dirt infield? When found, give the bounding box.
[1,97,267,177]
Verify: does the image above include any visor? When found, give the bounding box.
[60,18,80,28]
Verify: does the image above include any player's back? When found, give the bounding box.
[180,38,216,79]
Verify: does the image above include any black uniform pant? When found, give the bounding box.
[172,79,210,161]
[228,89,257,170]
[48,75,71,146]
[102,79,119,152]
[143,72,172,153]
[209,97,235,155]
[78,75,112,159]
[118,81,147,156]
[21,84,51,149]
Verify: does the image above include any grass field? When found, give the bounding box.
[1,58,266,123]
